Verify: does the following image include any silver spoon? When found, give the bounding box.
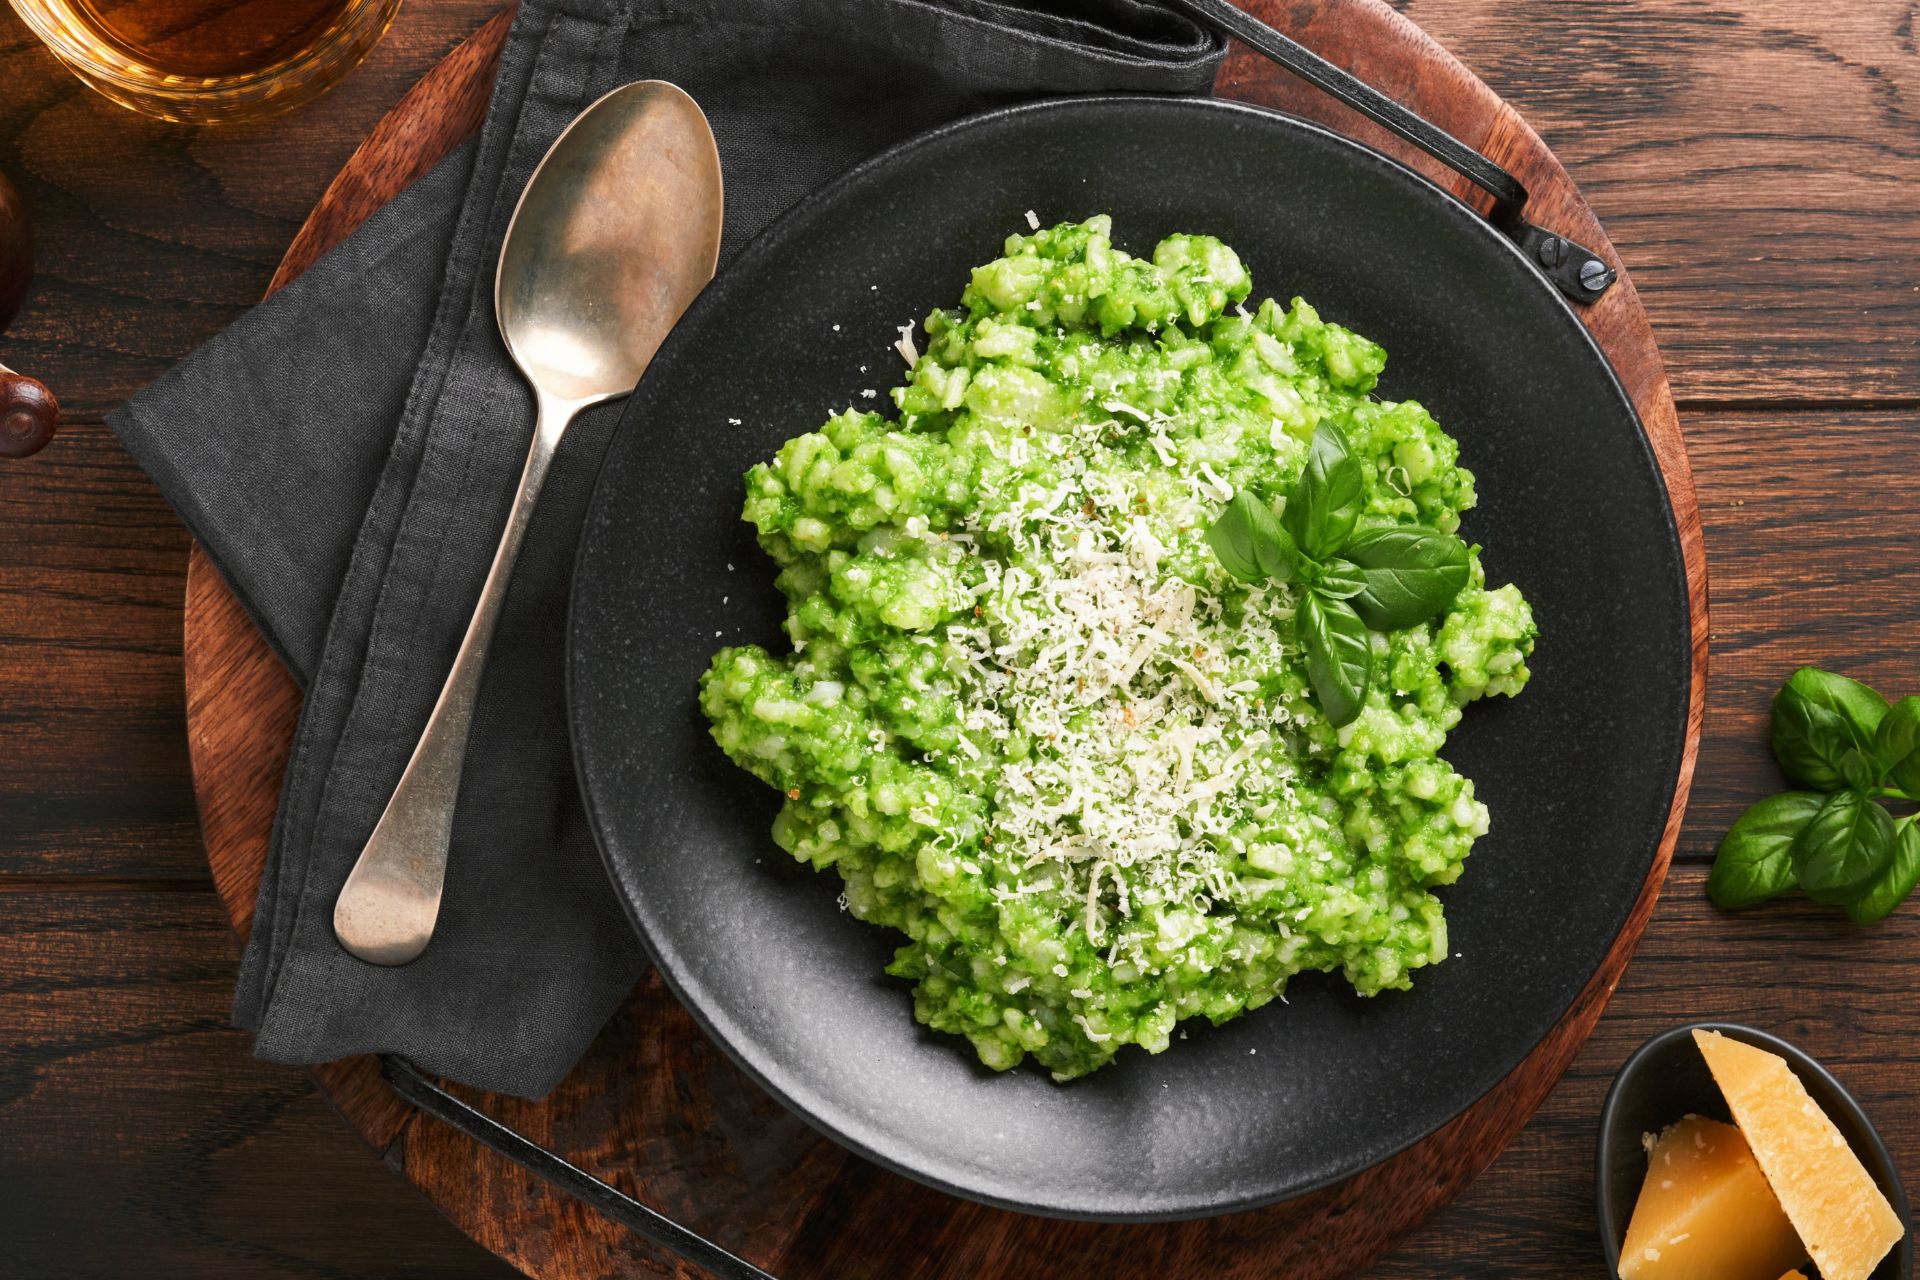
[333,81,723,965]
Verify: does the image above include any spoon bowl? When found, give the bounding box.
[496,83,725,404]
[333,80,722,966]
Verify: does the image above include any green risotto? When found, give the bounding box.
[700,216,1535,1080]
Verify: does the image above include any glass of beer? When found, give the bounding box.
[6,0,403,124]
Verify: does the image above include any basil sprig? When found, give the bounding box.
[1708,666,1920,924]
[1793,789,1897,904]
[1769,667,1886,791]
[1208,490,1297,584]
[1206,422,1470,728]
[1704,791,1824,908]
[1873,696,1920,797]
[1342,528,1473,631]
[1297,591,1371,728]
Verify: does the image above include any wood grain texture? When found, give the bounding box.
[0,0,1911,1276]
[1393,0,1920,404]
[0,416,200,878]
[181,1,522,1170]
[6,871,1911,1278]
[176,2,1706,1277]
[0,0,503,417]
[1680,407,1920,859]
[0,3,528,1273]
[7,0,1917,409]
[0,888,521,1280]
[1379,862,1920,1271]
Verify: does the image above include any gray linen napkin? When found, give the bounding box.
[110,0,1226,1097]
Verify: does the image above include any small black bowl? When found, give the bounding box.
[1598,1022,1913,1278]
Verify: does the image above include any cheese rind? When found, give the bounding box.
[1618,1114,1807,1279]
[1693,1029,1905,1280]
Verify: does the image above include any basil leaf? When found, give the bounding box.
[1791,789,1897,904]
[1312,558,1366,601]
[1283,421,1366,560]
[1206,491,1286,583]
[1342,525,1471,631]
[1253,514,1303,582]
[1297,590,1371,728]
[1840,749,1878,793]
[1845,820,1920,926]
[1872,695,1920,798]
[1706,791,1825,909]
[1770,667,1889,791]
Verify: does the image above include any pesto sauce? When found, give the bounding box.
[700,216,1535,1080]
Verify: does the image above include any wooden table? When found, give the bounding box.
[2,2,1915,1275]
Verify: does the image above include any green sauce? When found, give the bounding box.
[701,216,1535,1080]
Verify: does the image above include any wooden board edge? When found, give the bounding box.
[271,5,517,293]
[1212,6,1705,1265]
[178,0,1708,1273]
[182,4,516,1162]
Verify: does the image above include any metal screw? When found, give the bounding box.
[1578,257,1613,294]
[1536,236,1566,268]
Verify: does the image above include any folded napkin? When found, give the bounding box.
[111,0,1225,1098]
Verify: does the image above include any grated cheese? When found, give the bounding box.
[945,411,1299,974]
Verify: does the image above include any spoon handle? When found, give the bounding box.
[334,388,580,965]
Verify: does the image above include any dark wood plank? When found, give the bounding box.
[0,887,522,1280]
[178,3,1703,1277]
[0,0,1908,1277]
[0,0,503,877]
[1379,861,1920,1272]
[0,0,502,418]
[0,416,201,878]
[1678,407,1920,860]
[1402,0,1920,403]
[3,872,1912,1278]
[5,0,1916,409]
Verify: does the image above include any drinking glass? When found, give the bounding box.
[6,0,403,124]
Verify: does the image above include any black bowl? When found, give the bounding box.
[571,94,1694,1219]
[1597,1022,1913,1278]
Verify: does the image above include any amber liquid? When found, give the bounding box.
[65,0,357,78]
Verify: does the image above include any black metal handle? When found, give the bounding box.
[1162,0,1617,304]
[382,1056,781,1280]
[373,24,1618,1278]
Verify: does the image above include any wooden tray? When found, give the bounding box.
[184,3,1709,1274]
